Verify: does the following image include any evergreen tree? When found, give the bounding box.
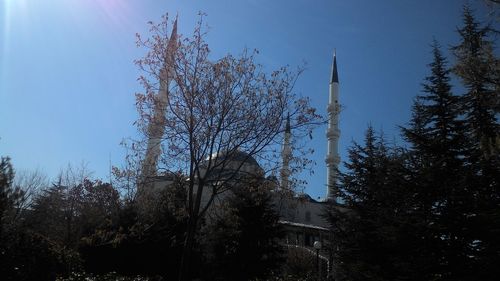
[27,179,120,249]
[328,126,414,281]
[402,42,472,280]
[452,7,500,279]
[0,157,16,238]
[452,7,499,156]
[1,157,80,281]
[329,8,500,281]
[203,182,284,281]
[79,177,189,278]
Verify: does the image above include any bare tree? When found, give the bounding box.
[130,13,321,280]
[40,162,93,247]
[112,141,143,202]
[13,169,48,203]
[28,163,122,250]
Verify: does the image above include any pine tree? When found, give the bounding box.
[402,42,473,280]
[452,6,499,158]
[203,182,284,281]
[0,157,15,238]
[452,7,500,279]
[328,126,415,281]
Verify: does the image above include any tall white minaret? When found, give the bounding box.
[326,51,341,201]
[141,17,178,184]
[280,113,292,189]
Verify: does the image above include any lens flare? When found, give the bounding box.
[0,0,133,79]
[1,0,29,81]
[95,0,130,25]
[75,0,132,28]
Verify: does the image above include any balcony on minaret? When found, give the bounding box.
[326,129,340,139]
[325,155,340,166]
[327,103,340,114]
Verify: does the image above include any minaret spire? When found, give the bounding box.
[326,51,341,201]
[141,16,179,186]
[281,113,292,190]
[331,49,339,83]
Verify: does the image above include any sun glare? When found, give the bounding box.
[83,0,132,27]
[1,0,28,37]
[2,0,25,68]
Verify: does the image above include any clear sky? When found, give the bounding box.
[0,0,495,199]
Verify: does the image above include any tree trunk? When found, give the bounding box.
[178,214,198,281]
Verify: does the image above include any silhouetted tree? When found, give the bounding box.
[327,127,414,281]
[1,157,80,281]
[452,7,500,279]
[402,42,473,280]
[453,6,499,159]
[129,13,321,280]
[79,174,189,279]
[27,178,120,249]
[0,157,19,238]
[203,181,284,281]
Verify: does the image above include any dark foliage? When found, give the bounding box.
[79,176,193,279]
[451,6,500,280]
[327,7,499,281]
[203,182,284,281]
[2,6,499,281]
[0,156,23,236]
[401,42,473,280]
[25,179,121,249]
[327,127,415,281]
[1,157,81,281]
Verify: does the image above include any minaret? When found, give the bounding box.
[141,17,178,184]
[326,51,341,201]
[280,113,292,189]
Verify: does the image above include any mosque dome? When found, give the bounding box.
[203,150,264,178]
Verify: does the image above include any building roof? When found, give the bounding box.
[207,150,261,168]
[279,220,329,231]
[295,193,328,203]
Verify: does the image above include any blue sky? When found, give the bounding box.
[0,0,495,199]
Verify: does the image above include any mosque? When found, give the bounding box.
[191,53,341,277]
[271,53,340,245]
[141,18,341,276]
